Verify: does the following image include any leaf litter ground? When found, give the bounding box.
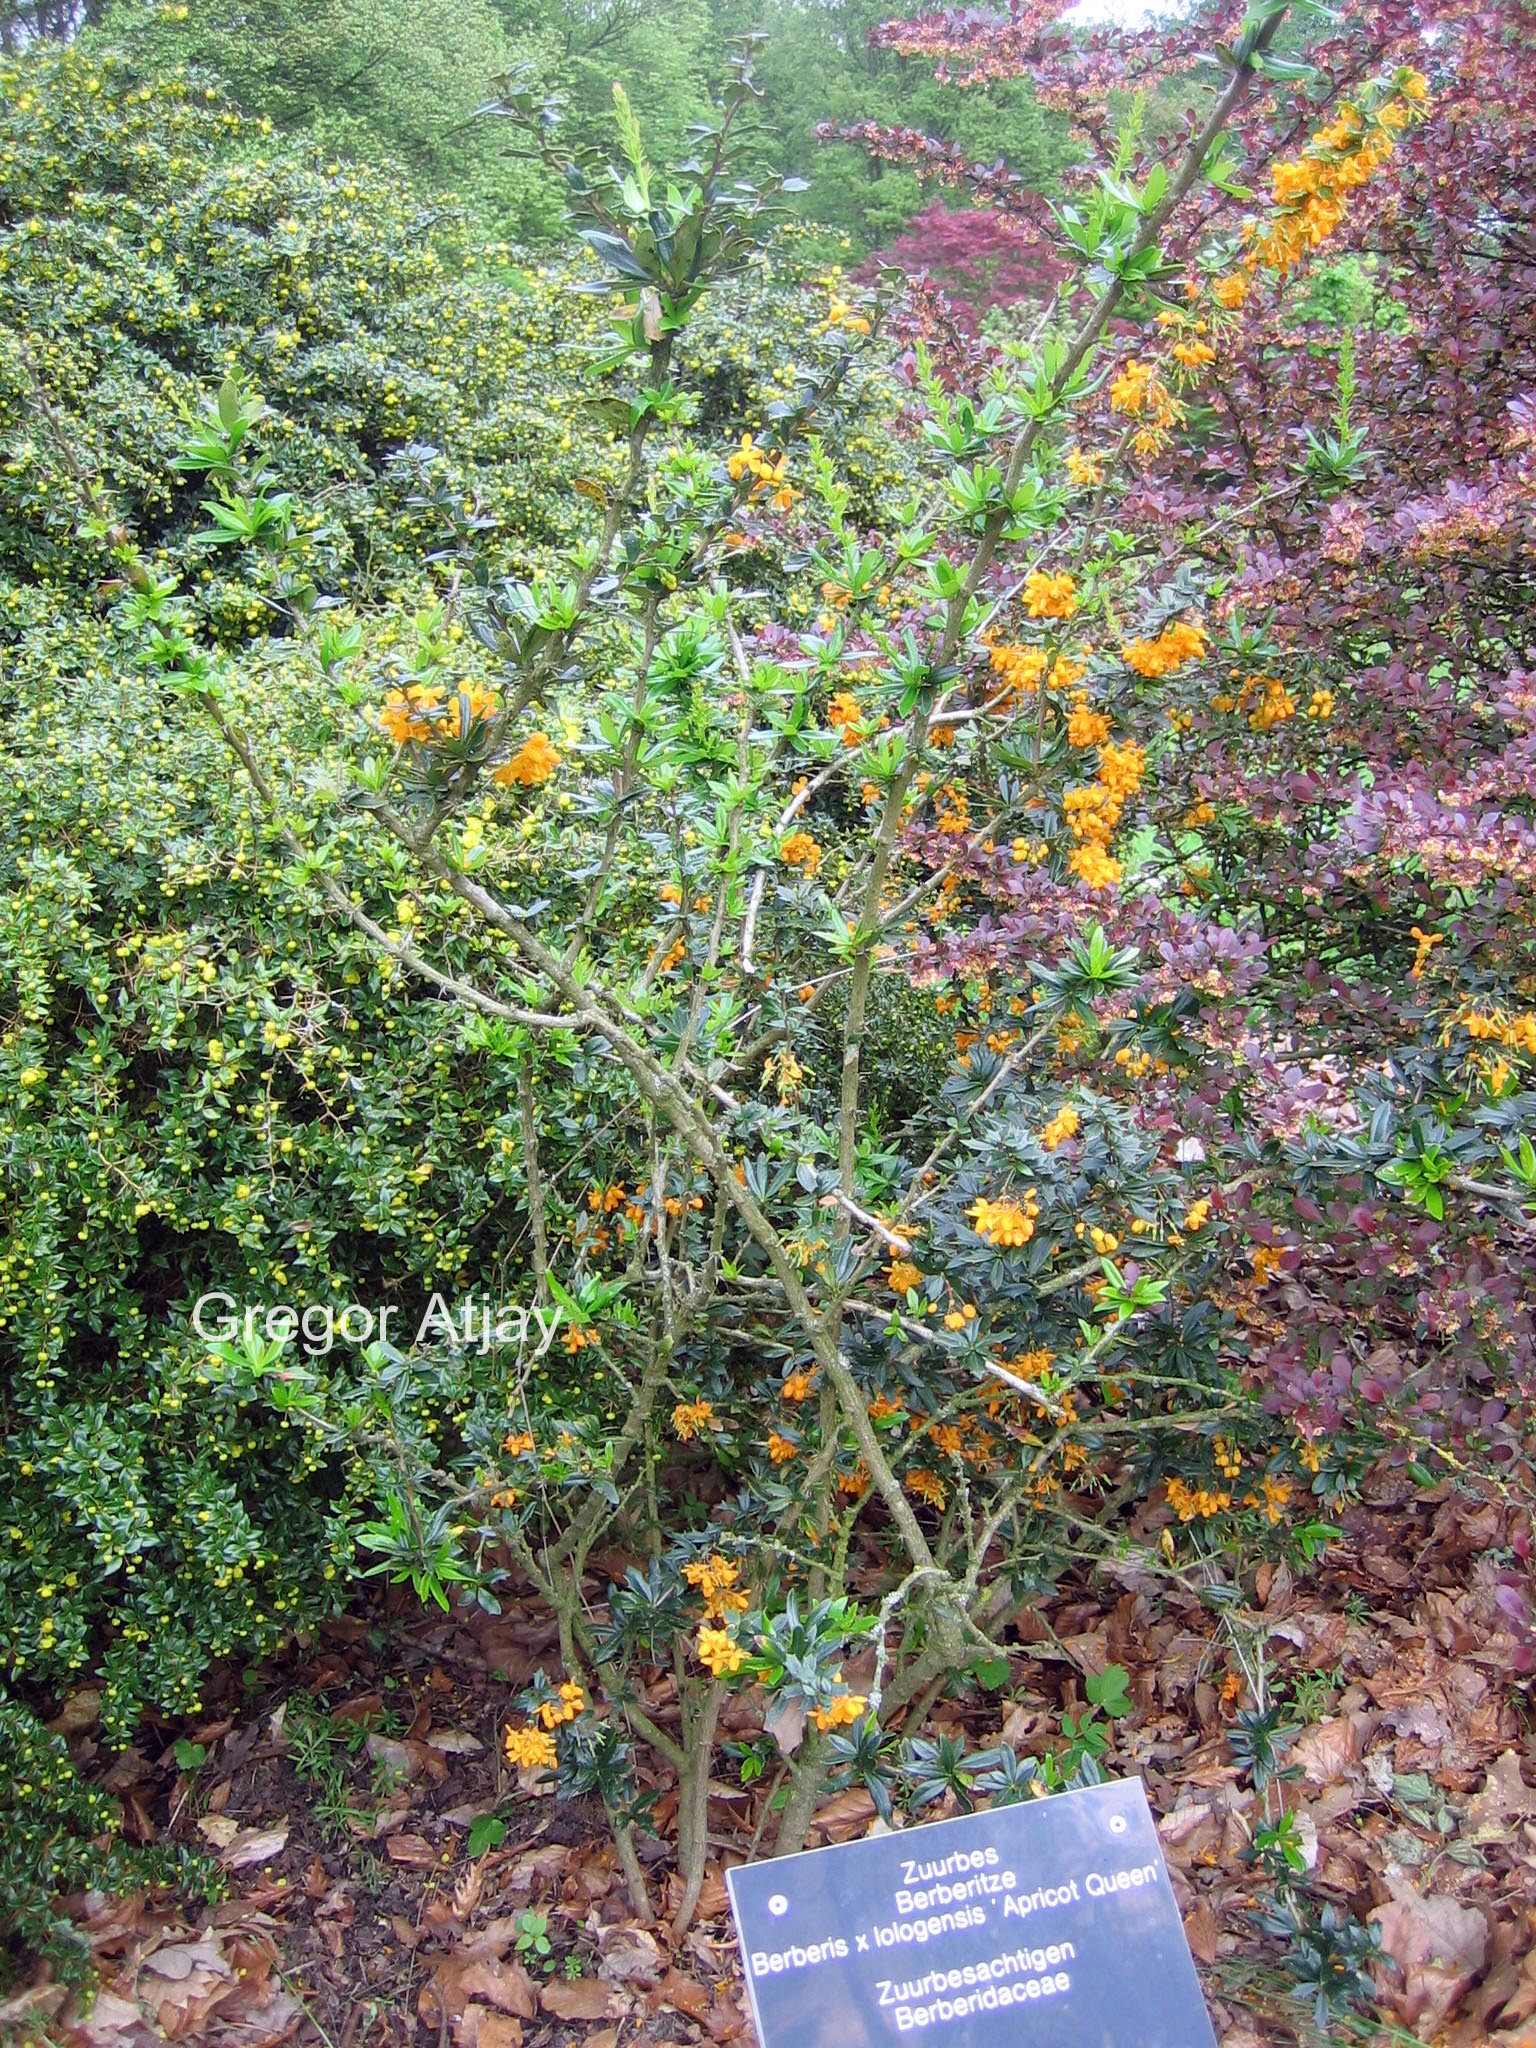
[7,1473,1533,2048]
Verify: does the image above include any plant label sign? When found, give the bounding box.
[726,1776,1217,2048]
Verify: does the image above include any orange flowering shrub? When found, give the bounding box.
[61,6,1531,1952]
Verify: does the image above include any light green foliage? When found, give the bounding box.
[1295,251,1411,329]
[100,0,561,234]
[713,0,1071,251]
[497,0,718,168]
[98,0,1067,253]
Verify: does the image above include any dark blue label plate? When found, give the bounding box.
[726,1775,1216,2048]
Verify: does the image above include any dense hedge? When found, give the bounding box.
[0,42,919,1985]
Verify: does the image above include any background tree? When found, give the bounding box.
[94,0,1071,252]
[101,0,561,233]
[0,0,102,49]
[717,0,1071,249]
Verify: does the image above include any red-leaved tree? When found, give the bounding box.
[837,0,1536,1493]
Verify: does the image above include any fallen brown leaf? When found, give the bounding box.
[597,1929,663,1985]
[424,1726,485,1755]
[465,2015,525,2048]
[45,1688,103,1737]
[653,1968,711,2021]
[366,1732,449,1783]
[764,1693,806,1757]
[1465,1748,1536,1835]
[1183,1902,1220,1965]
[421,1954,537,2028]
[703,1993,747,2043]
[807,1786,876,1840]
[1291,1714,1363,1786]
[1371,1879,1490,2032]
[385,1833,440,1870]
[539,1976,623,2022]
[195,1815,290,1869]
[72,1991,150,2043]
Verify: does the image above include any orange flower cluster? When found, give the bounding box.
[780,830,822,877]
[1039,1104,1080,1151]
[504,1677,587,1771]
[811,1692,868,1732]
[1165,1476,1232,1522]
[672,1398,717,1441]
[1121,619,1207,678]
[827,691,865,745]
[1250,74,1428,273]
[684,1552,750,1619]
[1006,1347,1053,1380]
[968,1190,1041,1249]
[1251,1245,1285,1286]
[887,1258,923,1295]
[1242,1474,1294,1525]
[492,731,561,787]
[987,640,1086,705]
[1108,358,1182,457]
[504,1725,557,1769]
[1409,926,1444,979]
[380,682,518,758]
[1460,1007,1536,1055]
[1063,738,1145,892]
[905,1468,947,1508]
[1023,568,1078,620]
[1065,697,1111,748]
[1213,673,1296,730]
[988,640,1047,699]
[934,784,971,837]
[726,433,797,513]
[1109,359,1158,413]
[537,1681,587,1730]
[587,1178,706,1242]
[697,1625,747,1677]
[379,682,449,744]
[823,292,872,337]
